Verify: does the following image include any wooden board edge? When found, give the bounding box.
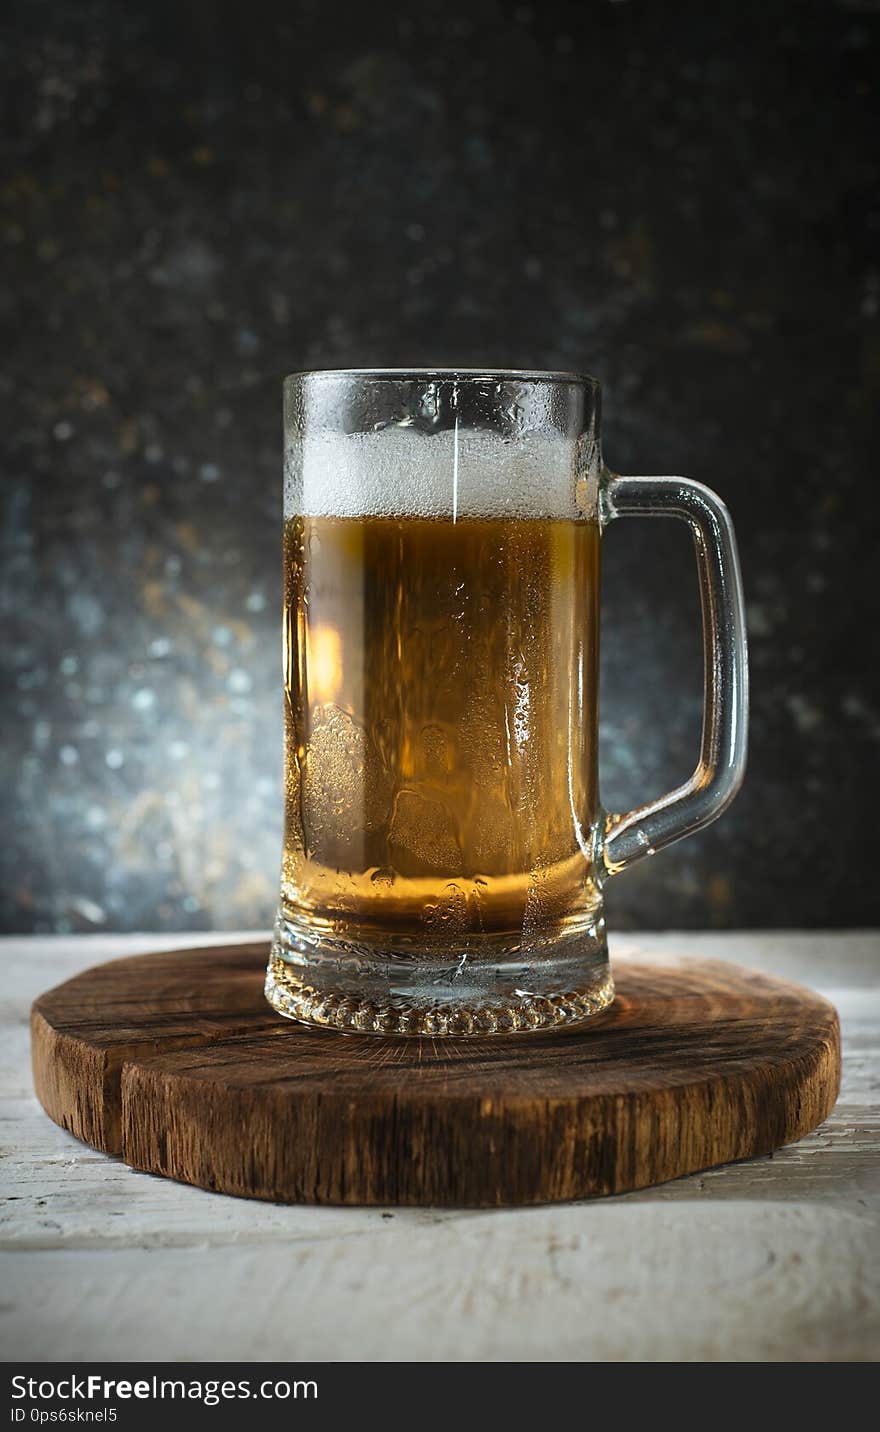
[31,1003,122,1153]
[117,1011,842,1208]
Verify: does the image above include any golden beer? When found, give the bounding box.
[279,514,600,960]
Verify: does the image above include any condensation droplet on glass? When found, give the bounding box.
[423,882,469,935]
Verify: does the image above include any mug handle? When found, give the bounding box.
[599,473,749,877]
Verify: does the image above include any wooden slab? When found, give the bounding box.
[30,943,840,1207]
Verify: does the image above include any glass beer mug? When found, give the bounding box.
[265,369,747,1035]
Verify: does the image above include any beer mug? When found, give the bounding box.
[266,369,747,1035]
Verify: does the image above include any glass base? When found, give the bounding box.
[265,911,614,1036]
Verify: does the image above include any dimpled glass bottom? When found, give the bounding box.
[265,912,614,1036]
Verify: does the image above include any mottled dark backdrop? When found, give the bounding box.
[2,0,877,933]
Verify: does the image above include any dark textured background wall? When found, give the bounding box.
[2,0,877,933]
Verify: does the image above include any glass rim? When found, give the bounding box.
[283,366,599,389]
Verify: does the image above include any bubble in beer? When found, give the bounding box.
[370,866,396,888]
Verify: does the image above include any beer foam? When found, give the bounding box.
[287,427,583,520]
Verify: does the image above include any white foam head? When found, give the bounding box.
[285,427,584,519]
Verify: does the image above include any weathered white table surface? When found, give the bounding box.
[1,932,878,1363]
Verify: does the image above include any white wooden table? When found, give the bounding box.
[1,932,877,1363]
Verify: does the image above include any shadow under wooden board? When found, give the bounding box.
[30,943,840,1207]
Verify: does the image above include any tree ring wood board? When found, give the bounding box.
[30,943,840,1207]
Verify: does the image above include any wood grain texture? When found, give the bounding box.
[29,942,281,1153]
[30,943,841,1206]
